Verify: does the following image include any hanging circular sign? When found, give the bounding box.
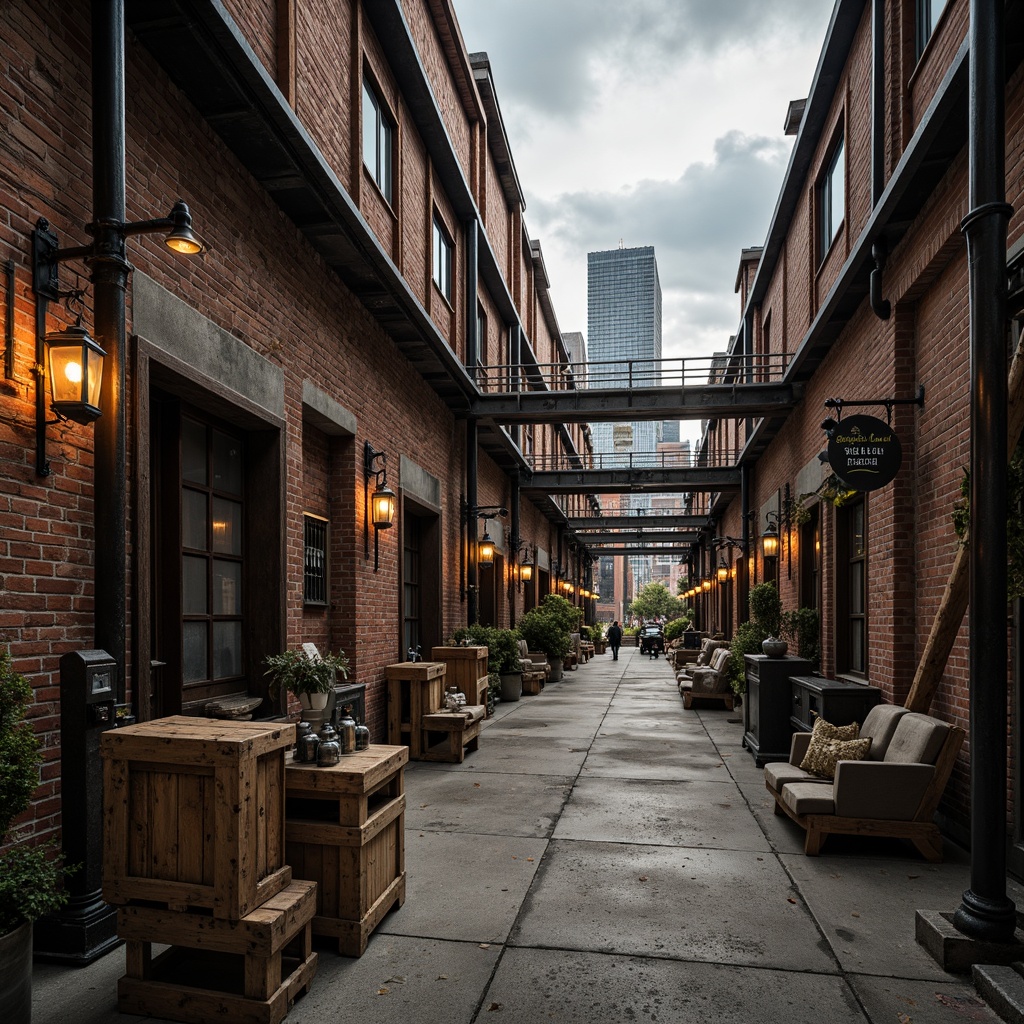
[827,414,902,491]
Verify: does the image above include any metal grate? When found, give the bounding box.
[303,514,328,605]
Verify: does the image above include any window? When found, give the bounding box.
[362,79,394,203]
[818,136,845,260]
[432,214,453,302]
[917,0,949,58]
[837,497,867,677]
[303,513,328,605]
[180,417,245,692]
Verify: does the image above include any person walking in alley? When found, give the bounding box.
[608,620,623,660]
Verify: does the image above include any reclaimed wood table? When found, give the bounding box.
[384,661,446,758]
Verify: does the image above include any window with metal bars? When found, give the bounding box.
[303,513,328,606]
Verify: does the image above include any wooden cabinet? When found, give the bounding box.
[285,745,407,956]
[789,675,882,732]
[430,646,489,710]
[384,661,446,758]
[743,655,813,767]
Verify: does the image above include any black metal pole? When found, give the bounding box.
[741,462,751,622]
[954,0,1016,943]
[90,0,130,697]
[509,477,520,627]
[466,419,478,625]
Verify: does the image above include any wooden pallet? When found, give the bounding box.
[116,880,318,1024]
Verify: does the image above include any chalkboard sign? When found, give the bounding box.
[827,414,902,491]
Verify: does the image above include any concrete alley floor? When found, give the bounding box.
[34,646,1021,1024]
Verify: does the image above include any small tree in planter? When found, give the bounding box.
[1,646,71,1018]
[518,606,571,681]
[727,582,784,696]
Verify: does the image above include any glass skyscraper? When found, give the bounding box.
[587,245,664,598]
[587,246,663,463]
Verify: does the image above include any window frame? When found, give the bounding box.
[361,76,395,205]
[836,496,868,679]
[432,213,454,303]
[302,512,328,607]
[817,133,845,263]
[916,0,950,60]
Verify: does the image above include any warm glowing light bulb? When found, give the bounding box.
[65,361,83,384]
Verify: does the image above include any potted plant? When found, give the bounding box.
[263,648,350,711]
[518,606,571,681]
[490,628,523,702]
[1,646,70,1020]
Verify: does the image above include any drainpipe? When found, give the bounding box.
[954,0,1016,943]
[465,218,478,376]
[466,419,479,626]
[741,462,751,623]
[509,476,520,627]
[509,323,521,450]
[871,0,885,207]
[91,0,130,701]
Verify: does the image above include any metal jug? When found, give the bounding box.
[316,722,341,766]
[336,705,357,756]
[354,719,370,751]
[297,725,320,764]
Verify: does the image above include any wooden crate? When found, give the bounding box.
[116,880,318,1024]
[285,746,407,956]
[421,706,484,763]
[430,646,489,710]
[102,716,295,920]
[384,661,445,758]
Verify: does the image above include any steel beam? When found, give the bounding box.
[587,545,696,556]
[567,515,706,531]
[577,531,701,545]
[521,467,740,495]
[470,382,800,424]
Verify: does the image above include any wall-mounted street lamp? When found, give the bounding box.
[471,505,507,568]
[702,576,712,593]
[30,202,204,477]
[478,527,496,566]
[514,542,533,591]
[364,442,396,572]
[761,512,781,559]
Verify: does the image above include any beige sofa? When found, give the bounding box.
[677,645,733,709]
[764,704,964,861]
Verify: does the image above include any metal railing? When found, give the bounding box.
[474,353,790,395]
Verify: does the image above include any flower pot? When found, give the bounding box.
[499,672,523,702]
[298,691,330,711]
[547,656,564,682]
[762,638,788,658]
[0,920,32,1024]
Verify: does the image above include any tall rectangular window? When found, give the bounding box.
[818,136,845,260]
[838,498,867,677]
[432,214,453,302]
[917,0,949,58]
[362,79,394,204]
[303,513,328,606]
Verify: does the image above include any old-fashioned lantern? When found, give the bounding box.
[702,576,712,592]
[717,558,729,584]
[371,483,396,529]
[761,520,780,559]
[46,324,105,424]
[478,528,495,566]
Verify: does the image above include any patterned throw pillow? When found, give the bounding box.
[799,717,862,779]
[801,737,871,779]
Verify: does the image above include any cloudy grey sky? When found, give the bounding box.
[453,0,835,439]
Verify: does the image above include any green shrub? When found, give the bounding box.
[664,619,690,642]
[0,646,70,934]
[749,582,782,638]
[518,607,571,659]
[728,620,768,696]
[782,607,820,669]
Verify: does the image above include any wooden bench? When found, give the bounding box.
[420,705,485,763]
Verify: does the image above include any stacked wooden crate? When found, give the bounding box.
[431,645,490,712]
[284,745,408,955]
[101,717,317,1024]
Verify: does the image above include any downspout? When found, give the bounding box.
[869,0,891,320]
[741,462,751,623]
[954,0,1016,942]
[509,476,520,627]
[509,323,521,450]
[92,0,130,701]
[466,420,479,626]
[465,218,478,377]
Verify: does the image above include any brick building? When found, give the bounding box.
[0,0,593,889]
[694,0,1024,861]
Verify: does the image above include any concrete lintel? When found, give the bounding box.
[301,380,356,436]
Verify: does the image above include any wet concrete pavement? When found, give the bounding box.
[34,646,1019,1023]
